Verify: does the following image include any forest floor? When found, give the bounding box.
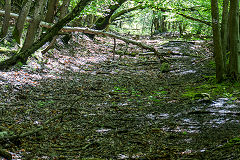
[1,33,240,159]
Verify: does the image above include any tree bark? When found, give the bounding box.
[13,0,32,44]
[59,0,70,19]
[0,0,93,70]
[110,4,144,23]
[177,12,211,26]
[211,0,224,82]
[42,0,71,54]
[21,0,48,51]
[220,0,229,70]
[45,0,59,23]
[0,0,11,38]
[86,0,127,39]
[228,0,240,80]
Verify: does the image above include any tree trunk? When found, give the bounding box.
[42,0,71,54]
[160,15,167,32]
[221,0,229,70]
[86,0,127,39]
[211,0,224,82]
[45,0,58,23]
[21,0,48,51]
[228,0,240,80]
[0,0,93,70]
[110,4,144,23]
[0,0,11,38]
[96,0,127,30]
[59,0,70,19]
[13,0,32,44]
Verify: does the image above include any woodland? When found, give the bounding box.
[0,0,240,159]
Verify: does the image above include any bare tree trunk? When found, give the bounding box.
[13,0,32,44]
[0,0,11,38]
[87,0,127,39]
[59,0,70,19]
[42,0,70,54]
[45,0,59,23]
[221,0,229,70]
[228,0,240,80]
[211,0,224,82]
[21,0,48,51]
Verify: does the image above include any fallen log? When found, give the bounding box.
[0,10,167,63]
[63,27,167,62]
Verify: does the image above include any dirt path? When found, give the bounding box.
[0,35,240,159]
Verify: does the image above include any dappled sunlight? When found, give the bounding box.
[0,35,237,159]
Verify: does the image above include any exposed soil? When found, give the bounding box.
[0,34,240,159]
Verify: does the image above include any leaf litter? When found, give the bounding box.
[0,33,239,159]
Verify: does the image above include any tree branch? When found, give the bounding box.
[0,9,167,65]
[110,4,145,22]
[177,12,211,26]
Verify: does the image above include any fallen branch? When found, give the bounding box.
[0,10,52,29]
[63,27,167,62]
[0,95,82,160]
[0,10,167,63]
[177,12,211,26]
[0,96,83,142]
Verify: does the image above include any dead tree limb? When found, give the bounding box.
[0,10,167,62]
[62,27,167,62]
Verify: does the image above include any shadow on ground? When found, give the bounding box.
[0,34,240,159]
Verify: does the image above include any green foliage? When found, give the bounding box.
[0,47,10,52]
[0,55,7,62]
[112,86,168,104]
[113,86,141,96]
[207,60,216,69]
[129,0,212,36]
[0,39,16,49]
[0,131,8,138]
[37,100,55,107]
[148,87,168,102]
[221,137,240,148]
[17,61,23,67]
[160,62,170,72]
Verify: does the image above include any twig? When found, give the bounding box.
[113,38,116,60]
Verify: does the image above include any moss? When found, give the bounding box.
[160,62,170,73]
[182,75,240,100]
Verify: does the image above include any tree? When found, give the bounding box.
[45,0,59,23]
[220,0,229,70]
[13,0,33,44]
[0,0,93,69]
[21,0,48,51]
[110,4,144,23]
[210,0,224,82]
[0,0,11,38]
[42,0,71,54]
[228,0,240,80]
[87,0,128,39]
